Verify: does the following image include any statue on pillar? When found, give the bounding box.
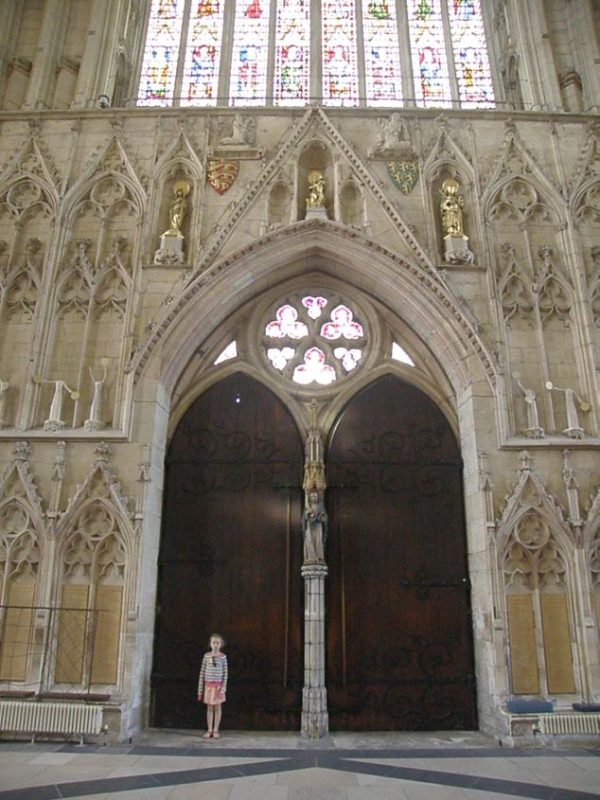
[84,358,109,432]
[302,490,328,564]
[300,399,329,739]
[154,179,191,266]
[439,177,474,265]
[546,381,590,439]
[513,373,544,439]
[305,170,328,220]
[302,400,328,565]
[34,376,79,431]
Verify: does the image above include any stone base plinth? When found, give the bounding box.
[301,688,329,738]
[564,427,584,439]
[305,207,328,221]
[444,235,475,265]
[525,427,545,439]
[154,234,185,265]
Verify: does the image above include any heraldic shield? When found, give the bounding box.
[207,159,239,194]
[386,160,419,194]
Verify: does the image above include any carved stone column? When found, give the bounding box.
[300,400,329,738]
[301,563,328,737]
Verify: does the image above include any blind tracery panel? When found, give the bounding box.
[137,0,495,108]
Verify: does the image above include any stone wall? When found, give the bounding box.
[0,0,598,741]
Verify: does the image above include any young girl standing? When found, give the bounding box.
[197,633,228,739]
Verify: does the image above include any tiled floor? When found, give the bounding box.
[0,730,599,800]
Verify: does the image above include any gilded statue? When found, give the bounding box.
[306,170,326,208]
[162,180,191,238]
[440,178,465,238]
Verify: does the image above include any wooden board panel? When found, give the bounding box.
[55,585,89,684]
[90,585,123,685]
[327,375,477,730]
[152,373,304,730]
[595,595,600,632]
[541,593,575,694]
[507,594,540,695]
[0,582,35,680]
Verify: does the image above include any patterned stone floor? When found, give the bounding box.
[0,730,599,799]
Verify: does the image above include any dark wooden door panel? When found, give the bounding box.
[152,373,303,730]
[326,375,477,731]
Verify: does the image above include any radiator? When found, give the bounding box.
[538,713,600,735]
[0,701,103,741]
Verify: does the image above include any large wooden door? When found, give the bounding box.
[327,376,477,730]
[152,373,304,730]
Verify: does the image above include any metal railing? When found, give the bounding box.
[0,604,102,697]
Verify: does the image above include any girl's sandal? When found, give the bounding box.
[202,732,213,739]
[212,732,220,739]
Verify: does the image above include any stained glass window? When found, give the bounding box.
[361,0,403,106]
[263,295,366,386]
[322,0,360,106]
[229,0,272,105]
[274,0,311,106]
[138,0,186,106]
[180,0,225,106]
[447,0,494,108]
[137,0,495,108]
[293,347,337,385]
[408,0,452,107]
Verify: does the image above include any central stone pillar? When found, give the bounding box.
[301,563,329,738]
[300,399,329,738]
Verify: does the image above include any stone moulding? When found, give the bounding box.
[127,217,499,396]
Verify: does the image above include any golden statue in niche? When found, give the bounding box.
[306,170,326,208]
[162,180,191,238]
[440,177,464,238]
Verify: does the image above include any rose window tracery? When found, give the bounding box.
[263,294,366,387]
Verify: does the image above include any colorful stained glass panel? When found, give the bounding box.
[138,0,185,106]
[230,0,271,105]
[180,0,225,106]
[447,0,494,108]
[407,0,452,107]
[293,347,337,385]
[274,0,311,106]
[322,0,360,106]
[361,0,403,106]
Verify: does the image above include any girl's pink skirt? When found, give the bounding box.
[203,681,225,705]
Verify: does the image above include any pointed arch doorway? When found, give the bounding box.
[151,371,477,731]
[151,373,305,730]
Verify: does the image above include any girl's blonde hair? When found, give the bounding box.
[209,632,225,647]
